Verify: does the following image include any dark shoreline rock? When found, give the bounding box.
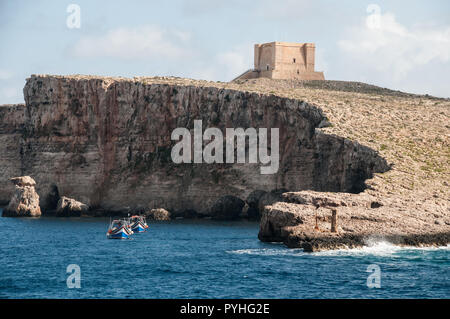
[210,195,245,220]
[284,231,450,252]
[44,184,60,210]
[56,196,89,217]
[245,190,266,220]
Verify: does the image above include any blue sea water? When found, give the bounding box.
[0,209,448,299]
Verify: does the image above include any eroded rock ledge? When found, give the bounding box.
[259,191,450,251]
[0,75,388,218]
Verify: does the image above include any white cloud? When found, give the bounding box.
[0,69,13,80]
[0,87,23,104]
[190,45,253,82]
[216,50,251,78]
[71,25,193,60]
[314,47,328,74]
[338,11,450,81]
[181,0,239,16]
[256,0,312,19]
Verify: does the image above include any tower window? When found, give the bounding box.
[293,58,296,63]
[266,64,269,71]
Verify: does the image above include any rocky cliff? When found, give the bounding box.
[242,78,449,250]
[0,75,388,217]
[0,104,24,205]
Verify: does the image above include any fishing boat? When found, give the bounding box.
[106,218,134,239]
[129,215,148,233]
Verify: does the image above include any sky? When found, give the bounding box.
[0,0,449,104]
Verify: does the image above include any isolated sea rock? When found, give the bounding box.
[10,176,36,187]
[2,176,41,217]
[145,208,171,221]
[210,195,245,220]
[56,196,89,217]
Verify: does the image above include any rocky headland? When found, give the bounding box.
[0,75,448,251]
[259,191,449,252]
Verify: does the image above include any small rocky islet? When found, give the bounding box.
[0,75,448,252]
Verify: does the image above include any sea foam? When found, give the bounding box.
[313,241,450,257]
[227,241,450,258]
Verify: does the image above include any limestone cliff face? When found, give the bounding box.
[0,104,25,205]
[0,75,388,215]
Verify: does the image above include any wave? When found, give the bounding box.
[227,242,450,257]
[314,241,450,257]
[226,248,305,256]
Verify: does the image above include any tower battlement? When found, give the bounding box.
[234,42,325,81]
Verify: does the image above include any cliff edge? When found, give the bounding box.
[0,74,387,218]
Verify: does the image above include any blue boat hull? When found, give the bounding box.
[107,227,131,239]
[107,232,129,239]
[130,220,147,233]
[132,225,146,233]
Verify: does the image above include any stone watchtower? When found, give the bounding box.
[233,41,325,81]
